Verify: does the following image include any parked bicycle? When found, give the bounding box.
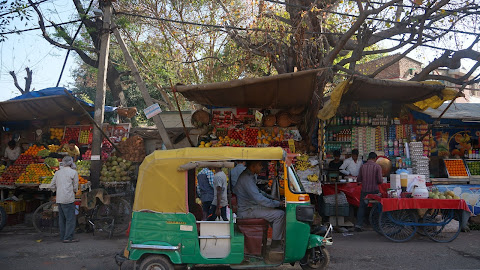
[32,190,131,238]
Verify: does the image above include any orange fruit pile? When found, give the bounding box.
[24,145,46,156]
[444,160,468,177]
[79,175,88,185]
[16,164,54,184]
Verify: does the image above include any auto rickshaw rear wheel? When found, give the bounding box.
[138,255,174,270]
[300,246,330,270]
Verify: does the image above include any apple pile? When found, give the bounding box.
[14,154,36,165]
[62,127,80,144]
[0,165,27,185]
[243,128,258,146]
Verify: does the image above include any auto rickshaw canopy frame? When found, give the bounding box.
[133,147,286,213]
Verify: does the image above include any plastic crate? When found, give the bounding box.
[0,200,25,214]
[324,203,349,216]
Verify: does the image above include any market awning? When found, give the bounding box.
[176,68,324,109]
[318,77,458,120]
[0,87,116,122]
[341,76,447,103]
[0,95,88,122]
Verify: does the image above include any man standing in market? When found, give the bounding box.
[60,140,81,161]
[339,149,362,177]
[354,152,383,232]
[234,160,285,252]
[50,156,79,243]
[208,170,229,221]
[197,167,215,220]
[3,140,21,166]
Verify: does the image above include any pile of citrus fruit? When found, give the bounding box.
[50,128,64,140]
[444,159,469,177]
[24,145,46,156]
[16,164,54,184]
[79,175,88,185]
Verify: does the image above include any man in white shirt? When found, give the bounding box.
[339,149,363,177]
[50,156,79,243]
[208,170,229,221]
[4,140,21,165]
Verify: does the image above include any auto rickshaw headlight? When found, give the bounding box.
[296,205,315,223]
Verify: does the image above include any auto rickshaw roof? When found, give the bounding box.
[133,147,285,213]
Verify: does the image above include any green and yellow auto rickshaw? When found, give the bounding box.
[116,147,332,269]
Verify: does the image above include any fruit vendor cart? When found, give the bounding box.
[366,194,471,243]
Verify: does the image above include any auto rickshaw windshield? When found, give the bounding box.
[288,165,306,193]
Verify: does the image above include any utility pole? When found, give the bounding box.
[112,25,174,149]
[90,1,112,189]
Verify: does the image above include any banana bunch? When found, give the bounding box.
[295,160,310,171]
[307,174,319,182]
[297,155,309,162]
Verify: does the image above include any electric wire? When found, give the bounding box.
[56,0,95,87]
[0,0,49,18]
[0,19,83,35]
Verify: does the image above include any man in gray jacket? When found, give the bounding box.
[233,160,285,251]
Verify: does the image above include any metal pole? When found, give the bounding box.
[112,24,174,149]
[90,2,112,189]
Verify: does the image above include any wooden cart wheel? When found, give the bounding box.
[368,203,382,235]
[422,209,461,243]
[378,209,417,242]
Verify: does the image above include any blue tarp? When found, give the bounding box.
[9,87,116,112]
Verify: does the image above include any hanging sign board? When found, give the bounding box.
[144,103,162,119]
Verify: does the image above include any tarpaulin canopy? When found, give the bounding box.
[0,87,116,122]
[422,102,480,120]
[176,69,325,109]
[134,147,285,213]
[318,77,458,120]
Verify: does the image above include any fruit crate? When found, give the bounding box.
[465,159,480,177]
[0,200,25,214]
[443,159,470,178]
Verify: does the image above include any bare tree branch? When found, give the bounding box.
[9,71,25,94]
[24,67,32,93]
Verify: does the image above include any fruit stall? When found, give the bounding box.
[0,87,144,227]
[176,70,324,195]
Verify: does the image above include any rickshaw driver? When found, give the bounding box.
[233,160,285,252]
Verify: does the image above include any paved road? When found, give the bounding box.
[1,225,480,270]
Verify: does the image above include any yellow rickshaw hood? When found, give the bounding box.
[133,147,285,213]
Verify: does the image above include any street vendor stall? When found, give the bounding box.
[317,76,461,222]
[0,87,139,228]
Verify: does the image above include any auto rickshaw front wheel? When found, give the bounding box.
[300,246,330,270]
[138,255,174,270]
